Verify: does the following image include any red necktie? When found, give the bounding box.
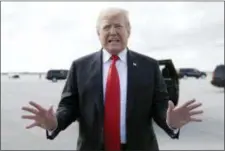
[104,55,121,151]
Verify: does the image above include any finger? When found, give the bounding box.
[190,117,202,122]
[22,106,39,115]
[168,101,174,111]
[182,99,196,107]
[29,101,46,112]
[48,105,54,112]
[26,122,39,129]
[21,115,37,120]
[189,110,203,116]
[188,103,202,111]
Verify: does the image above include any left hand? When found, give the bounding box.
[166,99,203,129]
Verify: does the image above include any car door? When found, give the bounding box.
[158,60,179,106]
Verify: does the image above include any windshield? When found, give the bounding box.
[214,65,225,78]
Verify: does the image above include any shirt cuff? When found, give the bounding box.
[168,125,179,133]
[47,122,58,134]
[172,127,179,133]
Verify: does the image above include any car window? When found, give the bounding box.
[159,65,165,72]
[214,65,225,78]
[215,66,225,73]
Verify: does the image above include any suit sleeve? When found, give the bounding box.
[46,61,80,140]
[152,61,180,139]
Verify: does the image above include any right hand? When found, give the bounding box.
[21,101,58,131]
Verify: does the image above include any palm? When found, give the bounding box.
[21,101,57,130]
[166,99,203,129]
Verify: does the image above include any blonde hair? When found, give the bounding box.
[96,7,131,32]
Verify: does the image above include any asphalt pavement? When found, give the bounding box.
[1,74,224,150]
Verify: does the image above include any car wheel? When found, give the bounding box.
[52,77,57,82]
[201,75,206,79]
[183,75,188,79]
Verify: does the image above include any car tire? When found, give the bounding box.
[52,77,57,82]
[201,75,206,79]
[183,75,188,79]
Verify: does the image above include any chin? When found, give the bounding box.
[107,46,124,54]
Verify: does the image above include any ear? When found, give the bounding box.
[127,28,131,38]
[96,28,100,36]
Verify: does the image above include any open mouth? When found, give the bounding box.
[108,39,120,43]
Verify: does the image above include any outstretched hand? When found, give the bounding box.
[166,99,203,129]
[21,101,58,131]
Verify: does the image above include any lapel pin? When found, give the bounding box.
[133,62,137,66]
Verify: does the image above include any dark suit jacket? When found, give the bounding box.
[46,49,180,150]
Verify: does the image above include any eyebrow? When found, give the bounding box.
[103,23,123,27]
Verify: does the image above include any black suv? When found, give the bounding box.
[158,59,179,106]
[46,69,69,82]
[211,64,225,88]
[10,74,20,79]
[178,68,207,79]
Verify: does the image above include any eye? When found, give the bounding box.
[103,25,110,30]
[115,24,122,28]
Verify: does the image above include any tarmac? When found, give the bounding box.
[1,74,224,150]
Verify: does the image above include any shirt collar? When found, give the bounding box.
[102,48,127,63]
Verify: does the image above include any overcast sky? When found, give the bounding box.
[1,2,224,72]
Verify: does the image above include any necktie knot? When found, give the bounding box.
[111,55,119,61]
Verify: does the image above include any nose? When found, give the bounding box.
[109,26,116,35]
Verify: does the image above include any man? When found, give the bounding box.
[21,7,203,151]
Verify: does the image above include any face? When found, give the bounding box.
[97,13,130,54]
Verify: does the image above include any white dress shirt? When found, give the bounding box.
[102,48,128,143]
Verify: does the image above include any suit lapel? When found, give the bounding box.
[126,50,139,119]
[89,50,104,118]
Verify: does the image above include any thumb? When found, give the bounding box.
[168,100,175,112]
[48,105,54,114]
